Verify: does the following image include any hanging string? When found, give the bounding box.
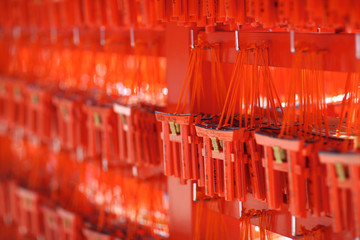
[299,225,325,240]
[175,38,204,114]
[175,35,227,114]
[218,45,283,129]
[194,198,227,240]
[239,209,273,240]
[210,43,227,113]
[260,46,284,126]
[336,60,360,150]
[279,47,329,139]
[193,200,204,240]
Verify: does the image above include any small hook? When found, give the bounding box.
[238,201,243,218]
[355,33,360,59]
[100,26,106,46]
[235,30,240,52]
[50,27,57,44]
[290,29,295,53]
[291,215,304,238]
[130,27,135,47]
[102,157,108,171]
[52,139,60,153]
[30,27,37,42]
[76,146,84,163]
[132,166,138,177]
[190,29,195,49]
[192,183,212,202]
[193,182,197,202]
[12,26,21,40]
[73,27,80,46]
[291,215,296,236]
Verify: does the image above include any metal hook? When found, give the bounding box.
[291,215,304,238]
[291,215,296,236]
[192,183,212,202]
[235,30,240,52]
[355,33,360,60]
[238,201,243,218]
[73,27,80,46]
[190,29,195,49]
[193,182,197,202]
[52,139,60,153]
[76,146,84,163]
[50,27,57,44]
[290,29,295,53]
[100,26,106,46]
[132,166,138,177]
[130,27,135,47]
[102,157,108,171]
[30,27,37,42]
[12,26,21,40]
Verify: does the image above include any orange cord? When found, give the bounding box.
[218,45,283,129]
[280,47,328,139]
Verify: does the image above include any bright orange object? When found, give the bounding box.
[84,102,119,169]
[17,188,43,238]
[319,152,360,236]
[57,208,84,240]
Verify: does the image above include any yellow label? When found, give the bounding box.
[64,218,70,229]
[93,113,102,127]
[211,137,220,153]
[175,123,180,134]
[14,87,21,98]
[169,122,177,136]
[26,198,31,207]
[273,146,285,164]
[121,114,127,125]
[61,105,68,118]
[335,162,346,182]
[219,139,224,149]
[31,94,39,105]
